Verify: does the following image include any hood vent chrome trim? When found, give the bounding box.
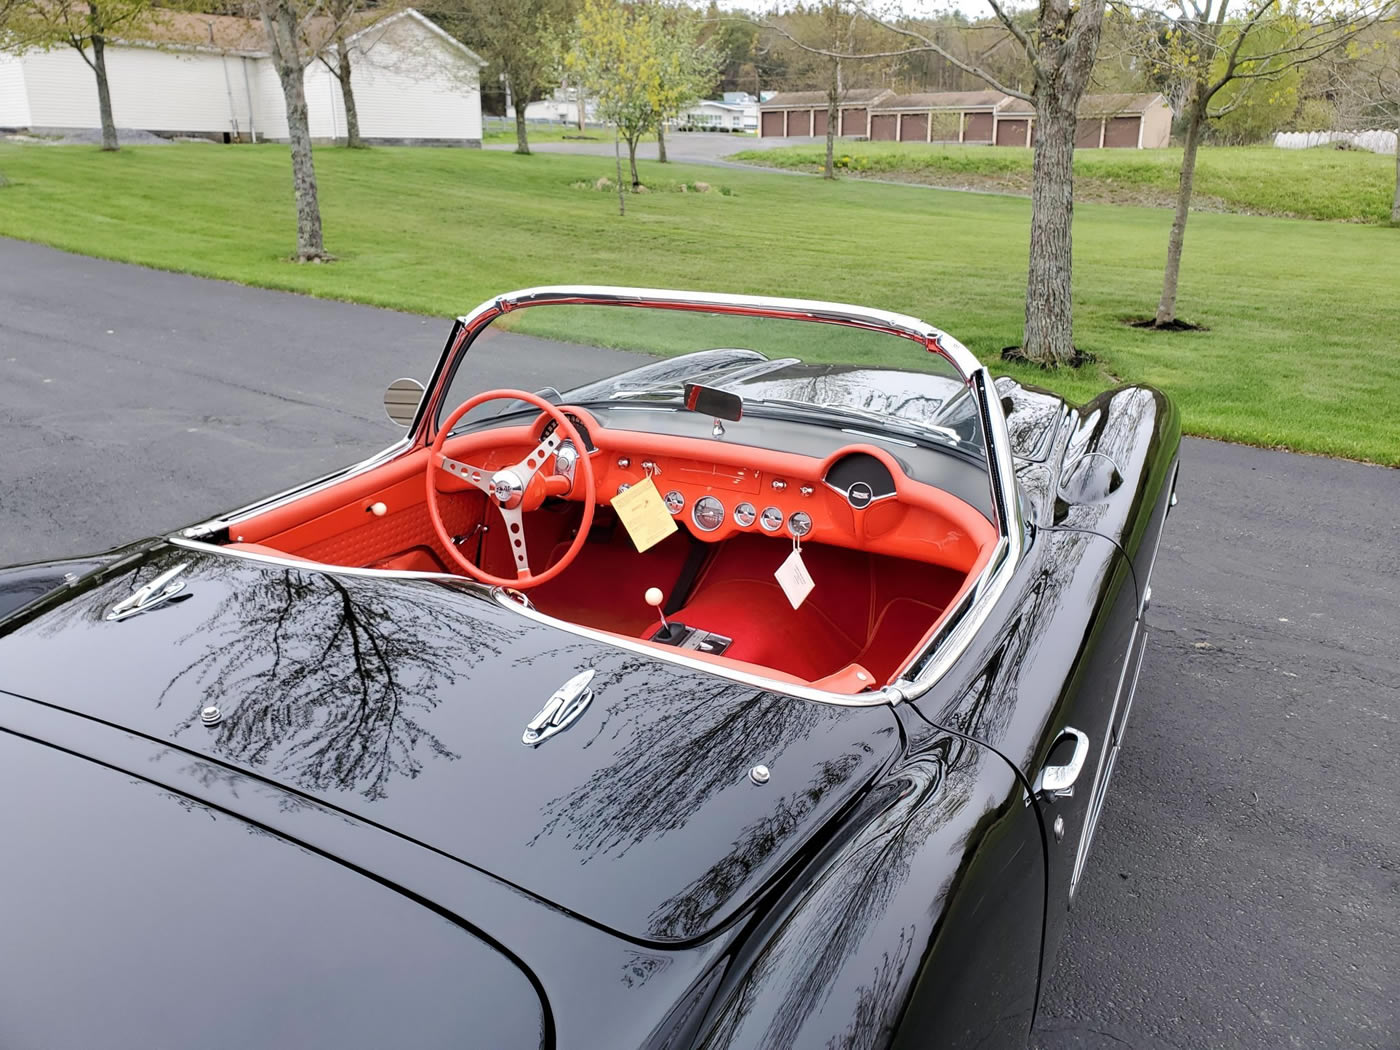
[105,562,191,622]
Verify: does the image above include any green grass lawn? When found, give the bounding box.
[482,123,611,145]
[0,142,1396,464]
[730,142,1399,224]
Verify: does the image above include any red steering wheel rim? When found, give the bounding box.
[427,389,596,589]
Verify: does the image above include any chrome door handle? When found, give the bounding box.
[1034,727,1089,799]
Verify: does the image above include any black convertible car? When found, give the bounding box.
[0,288,1179,1050]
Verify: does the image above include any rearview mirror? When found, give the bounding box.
[383,377,425,427]
[683,383,743,422]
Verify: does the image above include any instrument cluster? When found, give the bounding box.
[603,451,831,543]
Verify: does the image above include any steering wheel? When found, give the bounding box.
[427,390,596,588]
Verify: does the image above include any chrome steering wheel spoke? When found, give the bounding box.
[439,456,494,494]
[514,432,562,481]
[497,503,531,578]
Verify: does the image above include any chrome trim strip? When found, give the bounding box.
[168,537,898,709]
[189,436,413,537]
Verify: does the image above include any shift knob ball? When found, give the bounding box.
[645,587,664,608]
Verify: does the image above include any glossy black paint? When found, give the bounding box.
[0,546,901,945]
[0,731,547,1050]
[0,362,1179,1049]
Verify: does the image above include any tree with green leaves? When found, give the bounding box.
[422,0,572,155]
[7,0,157,151]
[647,3,719,163]
[1128,0,1394,326]
[568,0,660,187]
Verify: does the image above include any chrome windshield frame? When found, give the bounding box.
[419,287,1027,704]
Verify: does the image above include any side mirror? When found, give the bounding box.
[683,383,743,422]
[383,377,426,427]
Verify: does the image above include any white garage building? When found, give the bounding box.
[0,8,486,146]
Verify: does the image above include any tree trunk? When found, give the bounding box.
[824,53,840,180]
[335,36,361,148]
[1155,94,1206,325]
[1392,127,1399,224]
[614,128,625,216]
[627,136,640,187]
[1022,101,1077,366]
[89,30,118,151]
[824,88,838,179]
[657,123,667,163]
[576,87,585,131]
[513,94,530,155]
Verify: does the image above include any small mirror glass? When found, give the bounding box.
[383,377,425,427]
[683,383,743,422]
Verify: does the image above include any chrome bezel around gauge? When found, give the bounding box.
[788,511,812,537]
[692,495,725,532]
[733,501,757,527]
[759,506,784,532]
[664,490,686,515]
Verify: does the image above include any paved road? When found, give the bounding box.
[2,238,1396,1049]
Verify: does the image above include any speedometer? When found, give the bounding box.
[692,496,725,532]
[539,412,592,451]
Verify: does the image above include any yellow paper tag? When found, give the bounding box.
[611,476,678,553]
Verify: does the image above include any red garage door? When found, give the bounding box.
[786,110,811,136]
[761,111,783,137]
[899,113,929,142]
[995,118,1029,146]
[813,108,828,136]
[964,112,993,142]
[870,114,897,141]
[1075,118,1103,148]
[842,107,867,136]
[1104,116,1140,147]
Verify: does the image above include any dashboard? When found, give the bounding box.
[523,407,991,573]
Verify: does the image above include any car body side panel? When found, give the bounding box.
[689,729,1045,1050]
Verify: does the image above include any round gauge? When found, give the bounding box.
[540,412,592,451]
[692,496,725,532]
[733,501,757,527]
[759,506,784,532]
[788,511,812,537]
[664,490,685,515]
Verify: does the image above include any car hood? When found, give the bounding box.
[0,543,900,945]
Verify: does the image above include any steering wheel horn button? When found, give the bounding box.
[523,669,596,747]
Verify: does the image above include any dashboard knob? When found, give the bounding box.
[799,485,814,497]
[617,457,631,468]
[771,479,787,491]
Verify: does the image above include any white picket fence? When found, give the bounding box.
[1273,129,1397,154]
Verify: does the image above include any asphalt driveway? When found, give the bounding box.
[1,238,1395,1049]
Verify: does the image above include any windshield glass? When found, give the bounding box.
[436,301,981,452]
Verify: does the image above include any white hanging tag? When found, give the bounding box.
[774,547,814,610]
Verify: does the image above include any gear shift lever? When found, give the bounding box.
[645,587,687,644]
[645,587,667,630]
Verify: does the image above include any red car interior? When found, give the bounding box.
[224,409,997,692]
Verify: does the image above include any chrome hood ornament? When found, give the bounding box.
[522,669,595,747]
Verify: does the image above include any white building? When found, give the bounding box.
[0,8,486,146]
[675,97,757,134]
